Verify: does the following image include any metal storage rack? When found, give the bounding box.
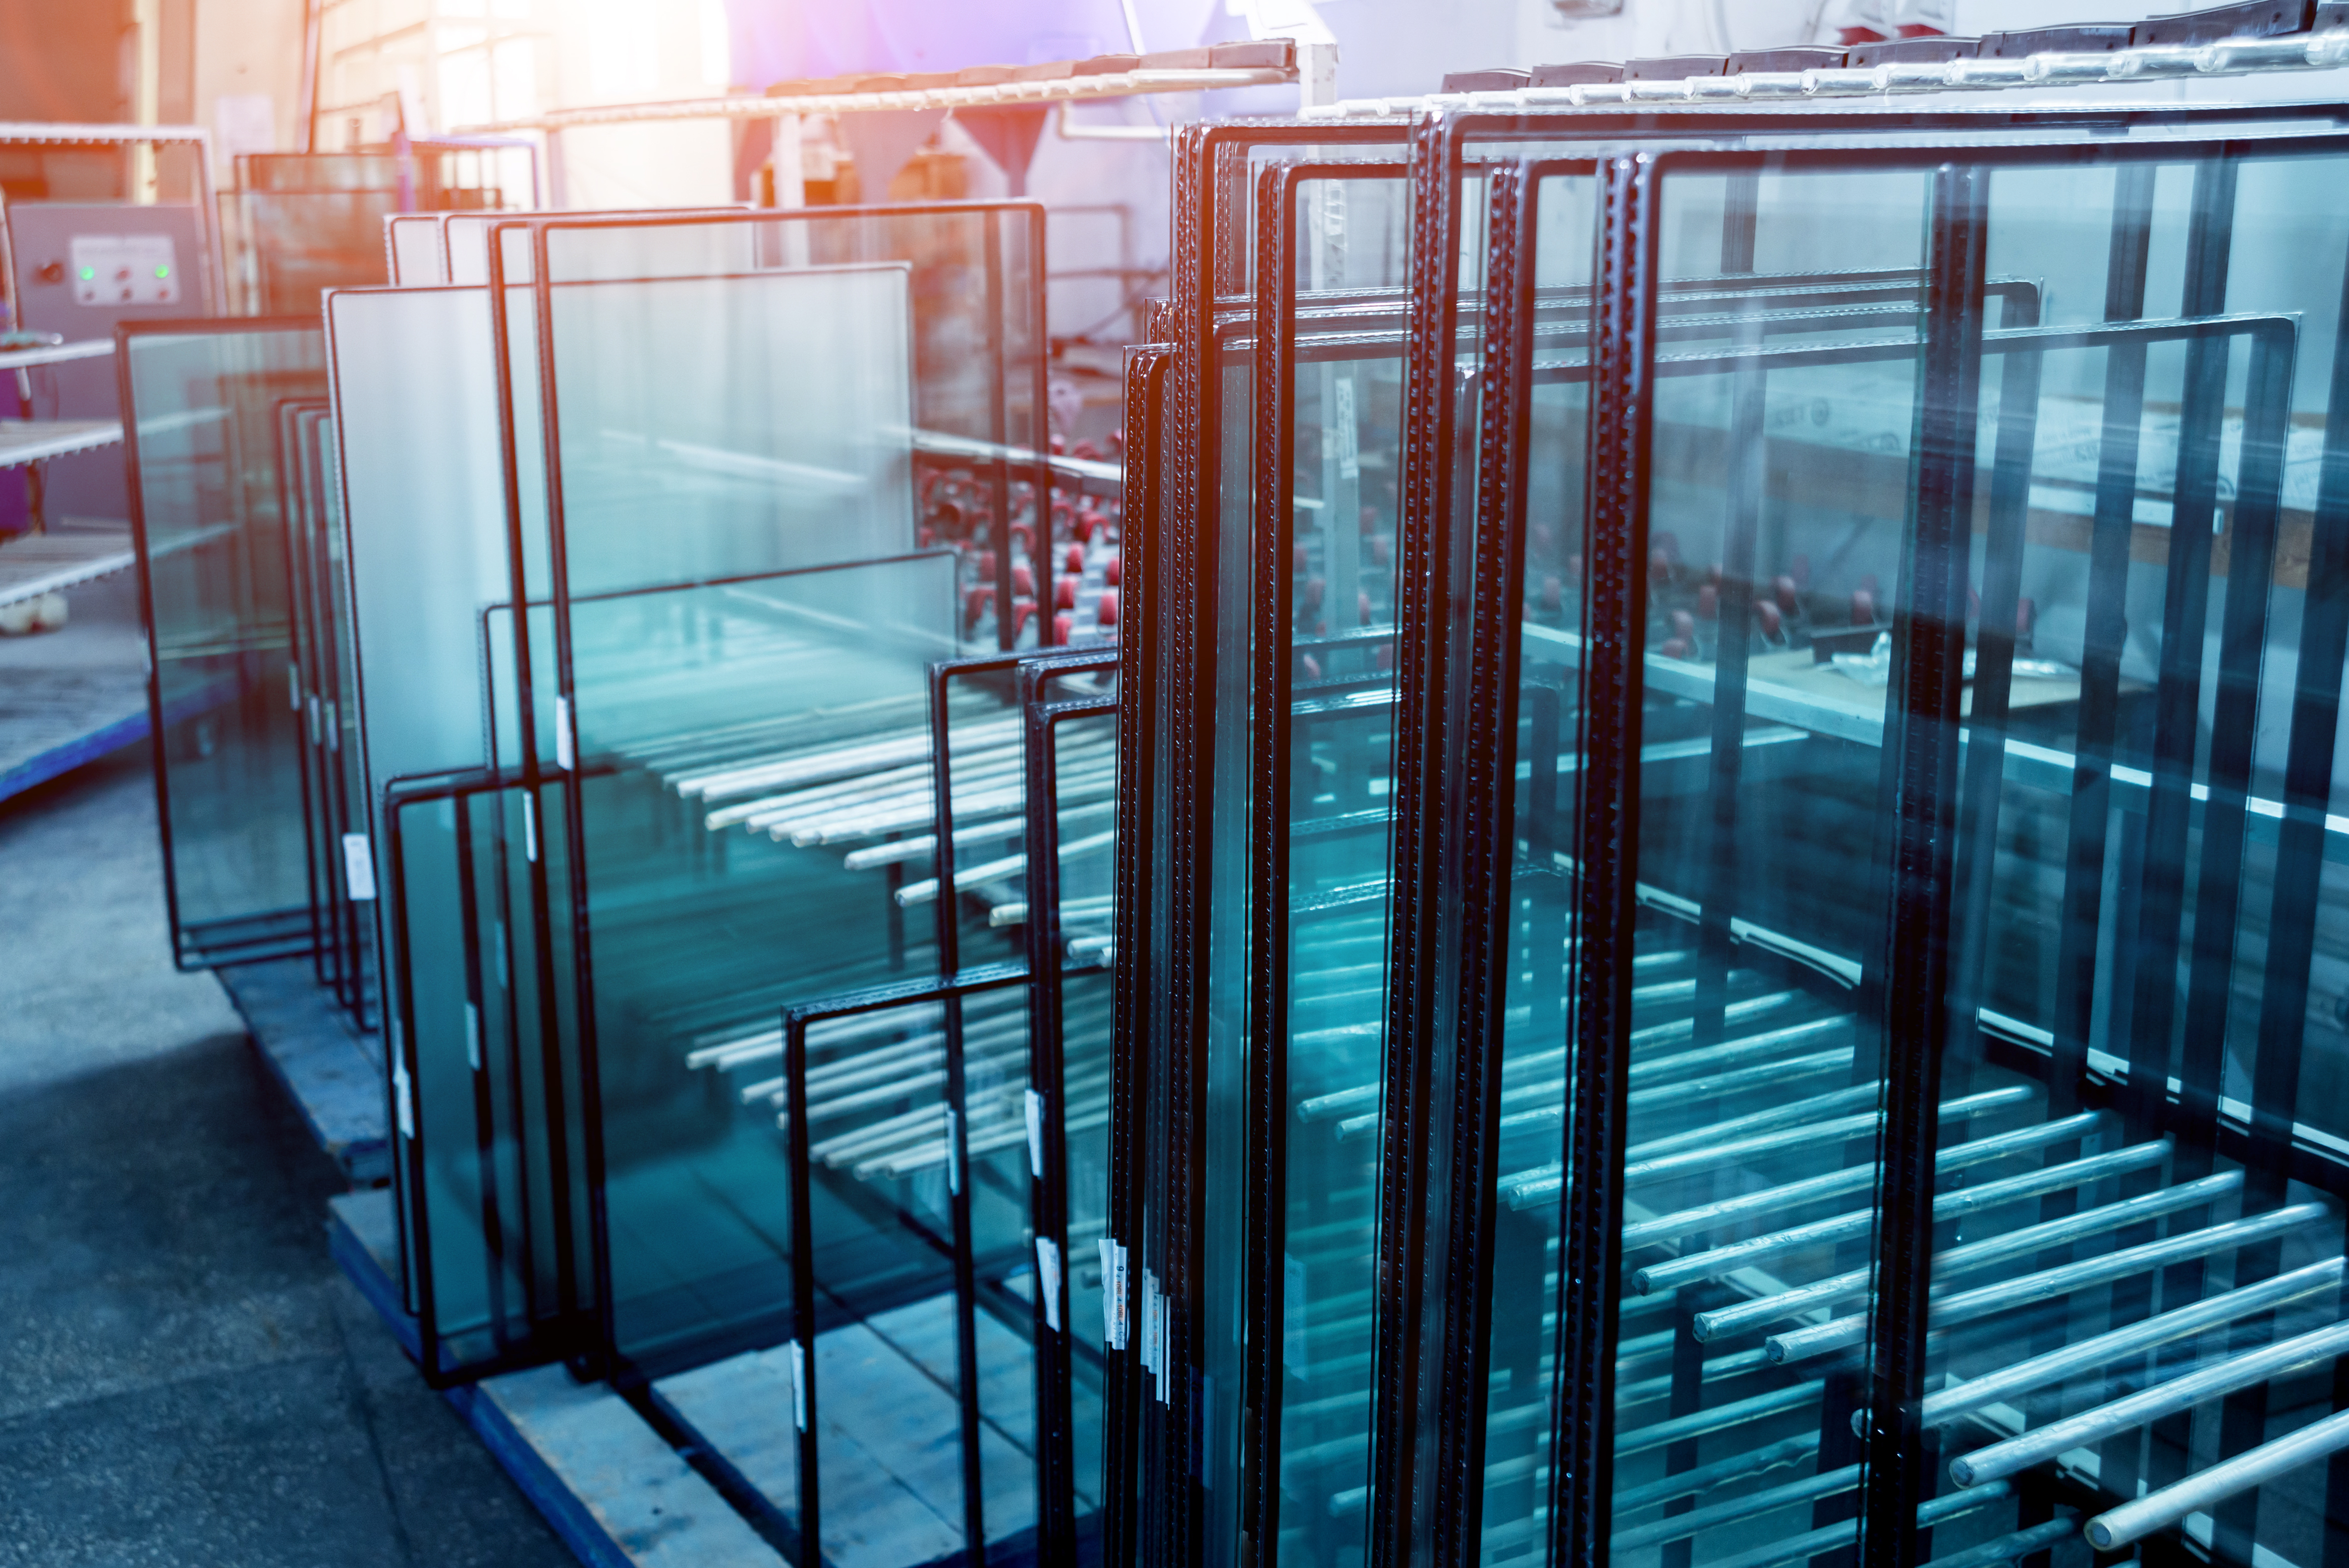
[1110,78,2349,1568]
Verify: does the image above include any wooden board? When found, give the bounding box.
[220,956,390,1184]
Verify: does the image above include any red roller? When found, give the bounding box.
[1053,612,1073,645]
[1651,547,1675,582]
[1775,574,1799,613]
[1072,439,1102,461]
[1539,575,1562,614]
[1696,585,1718,620]
[1012,523,1034,556]
[1361,504,1381,533]
[1013,563,1036,598]
[1660,637,1690,660]
[1859,572,1880,598]
[2016,597,2035,638]
[1671,609,1696,643]
[1079,509,1107,541]
[1705,561,1724,587]
[1303,577,1325,612]
[1756,600,1783,639]
[1368,536,1391,567]
[1109,427,1126,454]
[1654,530,1681,565]
[1358,590,1374,624]
[1377,642,1395,673]
[1301,653,1323,680]
[1066,544,1085,574]
[1567,553,1584,581]
[1850,589,1876,626]
[1013,599,1038,638]
[1293,543,1308,575]
[1050,433,1066,455]
[1055,577,1076,611]
[1098,590,1119,626]
[964,587,994,625]
[1104,555,1121,587]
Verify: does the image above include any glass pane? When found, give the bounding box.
[1593,160,1939,1566]
[572,558,958,1362]
[1906,148,2349,1568]
[124,323,327,964]
[1270,167,1417,1565]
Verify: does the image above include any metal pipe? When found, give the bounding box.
[1637,1138,2172,1295]
[1621,1111,2108,1248]
[1951,1317,2349,1487]
[1702,1170,2241,1343]
[1924,1514,2079,1568]
[1616,1379,1825,1456]
[1699,1480,2011,1568]
[1610,1463,1859,1550]
[2085,1402,2349,1550]
[1766,1200,2332,1364]
[1918,1255,2345,1429]
[1632,1084,2032,1188]
[1613,1432,1820,1512]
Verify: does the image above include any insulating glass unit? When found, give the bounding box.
[512,205,1048,1373]
[1454,111,2349,1568]
[122,319,328,967]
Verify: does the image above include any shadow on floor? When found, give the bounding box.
[0,748,574,1567]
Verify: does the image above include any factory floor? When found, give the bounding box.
[0,749,572,1568]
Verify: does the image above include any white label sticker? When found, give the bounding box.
[1101,1239,1128,1349]
[324,700,339,752]
[785,1341,807,1431]
[1037,1237,1063,1333]
[306,694,321,745]
[70,233,180,305]
[1024,1088,1046,1179]
[1334,376,1359,480]
[555,695,574,771]
[392,1058,415,1139]
[465,1002,482,1071]
[945,1106,961,1195]
[288,662,302,711]
[341,834,377,902]
[1284,1252,1310,1377]
[523,795,538,863]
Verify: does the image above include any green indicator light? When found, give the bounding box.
[78,266,95,281]
[155,265,169,279]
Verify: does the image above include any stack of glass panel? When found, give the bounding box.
[326,199,1135,1558]
[1112,97,2349,1568]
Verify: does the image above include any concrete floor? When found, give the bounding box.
[0,748,573,1568]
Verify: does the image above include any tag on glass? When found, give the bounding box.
[555,695,574,772]
[785,1341,807,1431]
[341,834,377,902]
[392,1059,415,1139]
[1037,1237,1063,1332]
[465,1002,482,1071]
[1101,1239,1128,1348]
[945,1106,961,1194]
[1024,1087,1046,1178]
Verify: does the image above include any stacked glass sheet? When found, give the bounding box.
[1112,97,2349,1568]
[322,198,1135,1557]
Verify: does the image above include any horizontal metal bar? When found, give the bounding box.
[1631,1084,2031,1188]
[1612,1464,1859,1551]
[1620,1111,2110,1247]
[2086,1403,2349,1550]
[1952,1318,2349,1487]
[1919,1254,2346,1430]
[1637,1139,2172,1295]
[1767,1201,2335,1364]
[1698,1481,2011,1568]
